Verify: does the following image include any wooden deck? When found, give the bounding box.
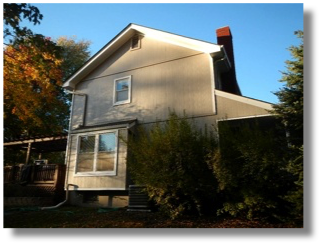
[4,164,66,207]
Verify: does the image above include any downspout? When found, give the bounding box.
[210,46,231,114]
[40,184,76,210]
[213,45,232,70]
[64,91,87,165]
[68,91,87,128]
[64,90,87,196]
[40,91,87,211]
[64,93,75,166]
[63,91,87,190]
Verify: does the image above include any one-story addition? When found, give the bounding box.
[62,23,273,208]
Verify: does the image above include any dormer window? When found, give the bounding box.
[131,35,141,50]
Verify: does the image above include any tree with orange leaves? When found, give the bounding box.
[3,35,69,139]
[3,4,91,167]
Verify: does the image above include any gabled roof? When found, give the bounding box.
[63,23,228,90]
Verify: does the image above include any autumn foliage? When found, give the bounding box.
[3,36,69,138]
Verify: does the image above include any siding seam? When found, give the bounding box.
[80,52,205,82]
[138,113,218,126]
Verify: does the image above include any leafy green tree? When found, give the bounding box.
[3,3,43,43]
[55,36,92,81]
[272,31,303,147]
[284,145,303,223]
[272,30,304,223]
[208,119,292,221]
[127,112,219,219]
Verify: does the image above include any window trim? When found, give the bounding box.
[113,75,132,106]
[130,35,141,50]
[74,130,119,176]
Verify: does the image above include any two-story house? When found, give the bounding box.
[62,23,273,208]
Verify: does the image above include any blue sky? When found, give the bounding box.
[21,3,303,103]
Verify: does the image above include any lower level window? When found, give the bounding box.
[76,131,117,175]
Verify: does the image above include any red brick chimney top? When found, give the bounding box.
[215,26,241,95]
[216,26,232,38]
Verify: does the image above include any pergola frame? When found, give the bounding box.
[4,134,68,164]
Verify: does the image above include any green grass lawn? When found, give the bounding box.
[3,205,300,228]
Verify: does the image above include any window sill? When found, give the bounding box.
[74,171,117,177]
[130,47,141,51]
[113,101,131,106]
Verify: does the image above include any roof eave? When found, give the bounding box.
[63,23,136,90]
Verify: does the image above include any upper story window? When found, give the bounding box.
[114,76,132,105]
[131,35,141,50]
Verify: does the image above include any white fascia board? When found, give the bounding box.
[134,25,222,54]
[63,24,136,89]
[215,89,273,110]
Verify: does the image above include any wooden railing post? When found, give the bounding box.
[53,164,59,188]
[25,142,32,164]
[29,165,36,183]
[12,166,19,182]
[11,166,16,182]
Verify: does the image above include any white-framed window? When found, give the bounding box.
[114,76,132,105]
[75,130,118,176]
[130,35,141,50]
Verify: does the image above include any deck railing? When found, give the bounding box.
[4,164,66,187]
[33,164,56,182]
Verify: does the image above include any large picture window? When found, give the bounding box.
[76,131,118,175]
[114,76,131,105]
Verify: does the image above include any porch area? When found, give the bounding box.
[4,164,66,207]
[4,134,68,207]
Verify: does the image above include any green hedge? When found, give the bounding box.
[208,119,295,222]
[126,112,219,219]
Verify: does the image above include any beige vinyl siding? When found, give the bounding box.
[216,95,270,119]
[71,36,214,128]
[66,129,128,190]
[84,36,201,80]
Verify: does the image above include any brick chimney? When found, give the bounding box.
[216,26,241,95]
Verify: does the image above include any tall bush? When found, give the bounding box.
[127,112,219,219]
[208,119,293,221]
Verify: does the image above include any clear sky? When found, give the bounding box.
[20,2,303,104]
